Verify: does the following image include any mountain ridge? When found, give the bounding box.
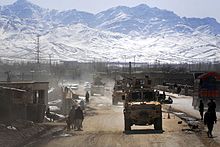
[0,0,220,63]
[1,0,220,35]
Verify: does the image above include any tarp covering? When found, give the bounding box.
[198,72,220,80]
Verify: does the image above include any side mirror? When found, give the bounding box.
[122,95,125,100]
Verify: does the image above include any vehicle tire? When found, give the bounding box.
[154,117,162,130]
[124,119,131,131]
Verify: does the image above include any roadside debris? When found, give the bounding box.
[7,126,17,130]
[59,133,72,137]
[173,112,201,131]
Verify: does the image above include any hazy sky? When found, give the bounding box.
[0,0,220,22]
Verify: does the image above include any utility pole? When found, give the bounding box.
[37,35,40,64]
[21,72,24,81]
[133,55,136,72]
[129,62,132,77]
[30,69,34,81]
[49,54,52,66]
[5,71,11,82]
[49,54,52,73]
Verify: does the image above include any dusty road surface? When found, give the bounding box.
[25,93,211,147]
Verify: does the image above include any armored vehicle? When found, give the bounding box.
[90,75,105,96]
[123,76,162,131]
[112,80,126,105]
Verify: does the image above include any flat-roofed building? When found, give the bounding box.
[0,81,49,123]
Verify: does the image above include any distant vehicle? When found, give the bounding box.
[69,84,79,90]
[123,76,162,132]
[90,75,105,96]
[62,83,79,90]
[84,82,91,90]
[112,80,126,105]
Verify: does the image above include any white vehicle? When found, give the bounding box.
[84,82,91,91]
[69,84,79,90]
[84,82,91,88]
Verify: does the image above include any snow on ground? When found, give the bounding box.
[48,99,62,105]
[0,23,219,63]
[49,106,60,111]
[48,87,55,94]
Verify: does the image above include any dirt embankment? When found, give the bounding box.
[0,121,56,147]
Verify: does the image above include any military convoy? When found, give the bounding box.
[122,76,163,131]
[90,75,105,96]
[112,80,126,105]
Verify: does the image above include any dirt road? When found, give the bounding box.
[26,94,207,147]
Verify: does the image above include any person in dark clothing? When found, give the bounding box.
[207,99,216,112]
[162,91,166,100]
[46,108,50,117]
[75,106,84,130]
[177,86,181,95]
[184,85,188,95]
[174,83,177,88]
[204,107,217,138]
[46,107,54,122]
[199,100,204,120]
[168,96,173,104]
[85,91,90,103]
[66,116,71,131]
[68,106,75,129]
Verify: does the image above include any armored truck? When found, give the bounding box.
[123,76,162,131]
[90,75,105,96]
[112,80,126,105]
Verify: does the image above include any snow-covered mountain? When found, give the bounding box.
[0,0,220,63]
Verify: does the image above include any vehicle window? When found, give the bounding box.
[143,92,155,101]
[131,92,141,100]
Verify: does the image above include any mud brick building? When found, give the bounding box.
[0,81,49,123]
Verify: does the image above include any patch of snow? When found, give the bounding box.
[48,99,62,105]
[49,105,60,111]
[48,87,55,93]
[7,126,17,130]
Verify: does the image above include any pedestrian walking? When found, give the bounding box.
[69,106,76,129]
[162,91,166,100]
[199,100,204,120]
[79,99,85,110]
[75,106,84,131]
[66,116,71,131]
[204,107,217,138]
[184,85,188,95]
[45,107,54,122]
[177,86,181,95]
[207,99,216,113]
[45,107,51,119]
[85,91,90,103]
